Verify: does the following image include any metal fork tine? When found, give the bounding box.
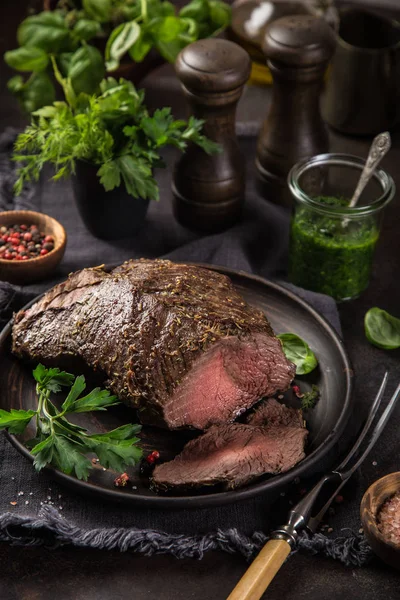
[307,478,348,533]
[335,371,388,472]
[308,376,400,532]
[341,379,400,479]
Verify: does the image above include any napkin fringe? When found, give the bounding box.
[0,505,373,566]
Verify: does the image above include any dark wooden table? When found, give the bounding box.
[1,2,400,599]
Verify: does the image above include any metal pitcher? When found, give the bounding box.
[322,8,400,136]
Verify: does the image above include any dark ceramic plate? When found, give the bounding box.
[0,265,353,509]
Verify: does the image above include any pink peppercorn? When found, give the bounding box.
[0,224,55,261]
[146,450,160,464]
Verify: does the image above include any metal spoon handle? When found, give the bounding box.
[349,131,391,208]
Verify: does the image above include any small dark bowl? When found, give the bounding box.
[361,472,400,570]
[0,210,67,285]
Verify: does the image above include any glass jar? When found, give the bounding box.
[288,154,395,301]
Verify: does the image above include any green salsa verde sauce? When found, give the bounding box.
[288,196,379,301]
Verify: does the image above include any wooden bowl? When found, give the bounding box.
[0,210,66,285]
[361,472,400,570]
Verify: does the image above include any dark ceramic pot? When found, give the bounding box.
[72,161,150,240]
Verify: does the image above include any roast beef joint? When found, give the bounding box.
[12,259,296,430]
[11,259,306,491]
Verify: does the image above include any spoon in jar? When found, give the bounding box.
[348,131,391,208]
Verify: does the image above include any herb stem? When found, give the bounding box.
[140,0,148,21]
[50,55,76,108]
[36,385,45,432]
[41,392,55,436]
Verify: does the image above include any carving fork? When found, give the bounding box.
[227,373,400,600]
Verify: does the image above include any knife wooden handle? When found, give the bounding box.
[226,539,291,600]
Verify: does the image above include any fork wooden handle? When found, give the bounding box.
[226,539,291,600]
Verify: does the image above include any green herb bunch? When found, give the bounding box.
[0,364,142,480]
[5,0,231,113]
[13,71,219,199]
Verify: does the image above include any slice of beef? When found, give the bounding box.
[12,259,295,430]
[247,398,304,429]
[152,423,308,491]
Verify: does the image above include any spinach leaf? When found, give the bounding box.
[179,0,210,20]
[105,21,141,71]
[364,307,400,350]
[4,47,49,73]
[82,0,113,23]
[146,0,175,19]
[153,16,198,63]
[17,12,71,53]
[277,333,318,375]
[72,19,102,42]
[68,45,105,95]
[8,72,55,114]
[58,52,74,77]
[209,0,231,29]
[129,27,153,62]
[7,75,24,94]
[179,0,231,37]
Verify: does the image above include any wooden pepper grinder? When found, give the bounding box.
[256,15,336,204]
[172,39,251,232]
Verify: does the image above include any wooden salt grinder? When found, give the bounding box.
[256,15,336,205]
[172,39,251,232]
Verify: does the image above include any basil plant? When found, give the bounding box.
[5,0,231,113]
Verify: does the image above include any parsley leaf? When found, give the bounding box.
[116,154,160,201]
[0,408,36,434]
[33,363,75,393]
[31,435,55,471]
[85,433,142,472]
[60,375,87,412]
[91,423,142,440]
[52,434,92,480]
[1,365,142,480]
[98,160,121,191]
[62,386,119,413]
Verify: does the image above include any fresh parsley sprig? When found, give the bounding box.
[13,75,220,199]
[0,364,142,480]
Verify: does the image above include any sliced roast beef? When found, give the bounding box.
[12,259,295,430]
[152,422,308,491]
[247,398,304,429]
